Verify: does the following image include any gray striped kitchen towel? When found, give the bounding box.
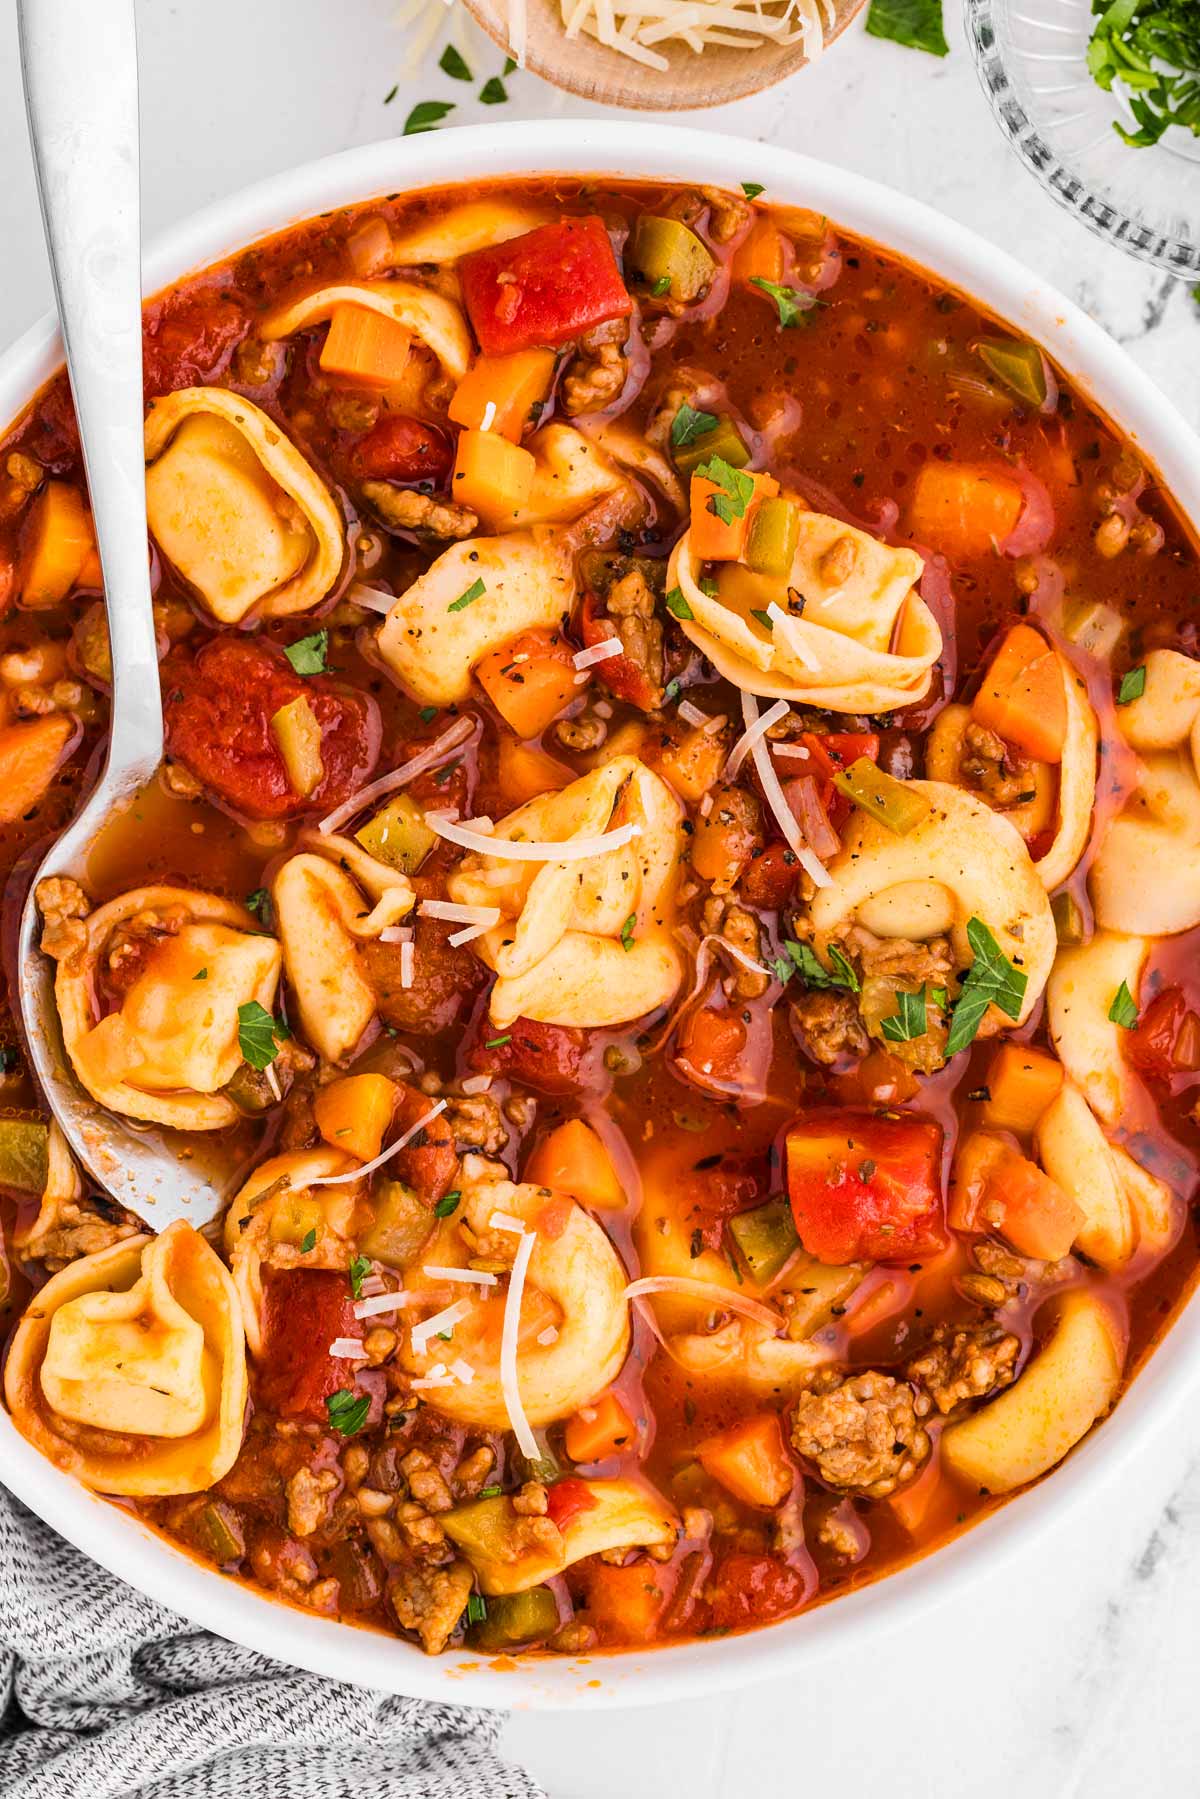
[0,1484,544,1799]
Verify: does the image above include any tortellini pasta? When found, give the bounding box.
[259,279,472,382]
[666,505,941,713]
[401,1154,630,1428]
[46,884,281,1130]
[1046,931,1149,1127]
[377,528,575,708]
[925,645,1098,892]
[446,755,684,1028]
[809,782,1056,1033]
[387,199,551,267]
[144,387,345,623]
[272,832,415,1063]
[1034,1082,1174,1270]
[4,1221,247,1496]
[507,424,627,528]
[224,1146,362,1355]
[444,1477,678,1596]
[1092,649,1200,935]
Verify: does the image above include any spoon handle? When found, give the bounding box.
[18,0,162,776]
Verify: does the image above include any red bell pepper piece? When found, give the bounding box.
[255,1269,384,1425]
[1127,987,1200,1081]
[545,1477,599,1530]
[801,731,880,829]
[580,592,658,711]
[786,1108,946,1265]
[459,218,633,356]
[706,1550,809,1632]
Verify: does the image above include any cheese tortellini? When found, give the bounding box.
[144,387,345,623]
[387,199,551,267]
[926,644,1098,892]
[446,755,684,1028]
[1046,931,1149,1128]
[666,505,941,713]
[224,1146,363,1355]
[4,1221,247,1496]
[809,781,1056,1033]
[401,1154,630,1428]
[45,883,281,1130]
[1092,649,1200,935]
[272,831,415,1063]
[259,278,472,382]
[377,528,575,708]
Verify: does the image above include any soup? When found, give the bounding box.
[1,177,1197,1660]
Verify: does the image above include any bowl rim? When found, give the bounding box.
[3,117,1200,1712]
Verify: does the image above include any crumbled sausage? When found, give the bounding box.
[444,1093,508,1157]
[906,1321,1020,1415]
[960,722,1034,807]
[389,1558,475,1655]
[791,1370,931,1498]
[562,321,628,415]
[17,1194,140,1271]
[604,568,664,706]
[814,1500,869,1561]
[700,186,752,244]
[360,481,477,540]
[285,1465,338,1538]
[400,1448,454,1515]
[36,876,91,966]
[791,989,870,1068]
[554,710,608,753]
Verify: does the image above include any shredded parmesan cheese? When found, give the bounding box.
[536,1325,560,1347]
[424,812,641,863]
[306,1099,448,1188]
[556,0,824,72]
[345,582,396,615]
[329,1337,366,1358]
[573,637,623,670]
[353,1290,419,1319]
[766,600,819,671]
[378,925,412,945]
[677,700,712,730]
[772,742,812,760]
[411,1298,472,1350]
[421,1265,499,1286]
[399,939,415,988]
[449,1358,477,1384]
[723,696,790,780]
[499,1228,539,1460]
[317,716,477,835]
[419,899,501,926]
[622,1275,782,1333]
[741,691,832,889]
[489,1210,528,1236]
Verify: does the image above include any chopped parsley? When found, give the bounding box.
[1117,663,1147,704]
[620,912,637,951]
[439,44,473,79]
[671,402,719,448]
[244,888,271,924]
[741,181,765,199]
[663,678,682,704]
[448,577,486,612]
[479,75,508,104]
[694,455,755,524]
[193,968,208,982]
[0,1046,19,1074]
[326,1389,371,1436]
[773,939,860,993]
[650,274,672,296]
[864,0,950,56]
[503,55,517,73]
[479,1483,502,1498]
[1087,0,1200,149]
[749,278,819,329]
[880,986,932,1043]
[1108,980,1140,1029]
[750,608,774,632]
[944,917,1028,1056]
[349,1255,371,1299]
[284,629,329,676]
[664,586,694,621]
[237,1001,290,1071]
[383,84,398,103]
[299,1228,317,1253]
[485,1034,513,1048]
[403,100,455,136]
[419,704,438,723]
[435,1189,462,1219]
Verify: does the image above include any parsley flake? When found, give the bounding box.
[864,0,950,56]
[750,608,774,632]
[439,44,473,79]
[1118,664,1147,705]
[880,986,931,1043]
[750,278,819,329]
[485,1034,513,1048]
[284,629,329,676]
[435,1189,462,1219]
[479,1483,502,1498]
[480,75,508,104]
[671,402,719,448]
[245,888,271,924]
[694,454,755,524]
[326,1389,371,1436]
[741,181,765,199]
[299,1228,317,1253]
[419,705,438,723]
[778,940,860,993]
[403,99,455,136]
[664,587,694,621]
[448,577,486,613]
[349,1255,371,1299]
[1108,980,1140,1029]
[650,274,672,296]
[944,918,1027,1056]
[620,912,636,951]
[237,1001,290,1071]
[193,968,208,981]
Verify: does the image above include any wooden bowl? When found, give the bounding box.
[461,0,867,110]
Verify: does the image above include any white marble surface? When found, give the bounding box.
[1,3,1199,1793]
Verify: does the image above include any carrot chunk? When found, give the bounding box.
[731,216,785,291]
[319,305,412,385]
[697,1414,794,1508]
[979,1044,1064,1135]
[908,462,1024,561]
[971,622,1067,763]
[17,482,95,608]
[525,1117,625,1210]
[565,1391,634,1463]
[0,713,74,825]
[313,1073,398,1164]
[475,625,577,739]
[688,468,780,562]
[448,350,556,442]
[450,428,535,526]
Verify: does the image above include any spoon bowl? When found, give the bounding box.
[15,0,245,1230]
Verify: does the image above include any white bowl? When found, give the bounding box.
[3,119,1200,1712]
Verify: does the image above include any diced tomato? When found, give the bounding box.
[163,637,380,821]
[677,1005,747,1084]
[786,1109,946,1265]
[706,1550,809,1632]
[680,1156,760,1252]
[468,1016,589,1095]
[580,592,658,711]
[580,1558,670,1645]
[255,1269,385,1425]
[390,1081,458,1204]
[142,292,247,398]
[545,1477,599,1530]
[362,915,486,1036]
[1127,988,1200,1081]
[459,218,633,356]
[801,730,879,828]
[347,413,452,485]
[739,842,801,910]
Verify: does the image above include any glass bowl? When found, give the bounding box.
[965,0,1200,278]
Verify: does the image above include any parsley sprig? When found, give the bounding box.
[694,455,755,525]
[1087,0,1200,148]
[237,1001,290,1071]
[771,939,860,992]
[944,918,1027,1056]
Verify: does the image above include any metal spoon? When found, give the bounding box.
[15,0,242,1228]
